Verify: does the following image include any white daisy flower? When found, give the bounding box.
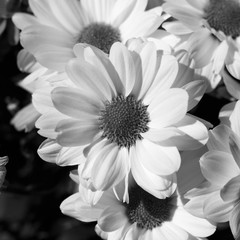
[185,121,240,239]
[12,0,165,71]
[162,0,240,83]
[60,172,216,240]
[33,41,209,197]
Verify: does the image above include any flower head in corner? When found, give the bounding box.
[162,0,240,86]
[60,173,215,240]
[12,0,164,71]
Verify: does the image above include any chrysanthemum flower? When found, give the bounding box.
[185,120,240,239]
[60,172,215,240]
[12,0,165,71]
[34,41,208,197]
[162,0,240,82]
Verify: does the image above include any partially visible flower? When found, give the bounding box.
[0,156,8,189]
[34,41,208,198]
[13,0,165,72]
[10,49,57,132]
[162,0,240,95]
[60,171,215,240]
[185,122,240,239]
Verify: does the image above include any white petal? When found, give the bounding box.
[66,58,113,101]
[51,87,102,119]
[136,139,181,176]
[229,100,240,137]
[148,89,188,129]
[229,202,240,239]
[109,42,136,96]
[145,54,178,103]
[166,114,208,151]
[11,103,40,132]
[182,80,207,111]
[56,119,99,146]
[98,206,128,232]
[91,145,129,191]
[203,192,234,223]
[200,150,240,186]
[38,139,86,166]
[60,193,102,222]
[220,175,240,202]
[161,222,189,240]
[79,45,124,94]
[207,124,232,153]
[185,0,208,11]
[172,207,216,237]
[137,42,158,100]
[130,146,176,198]
[120,11,162,41]
[188,29,219,68]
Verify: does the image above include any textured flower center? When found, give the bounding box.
[78,23,121,53]
[99,95,149,148]
[204,0,240,38]
[126,185,174,229]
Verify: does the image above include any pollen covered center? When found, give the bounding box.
[126,185,174,230]
[99,95,149,148]
[204,0,240,38]
[78,23,121,53]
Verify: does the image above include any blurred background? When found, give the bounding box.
[0,0,236,239]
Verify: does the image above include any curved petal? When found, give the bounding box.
[56,119,99,147]
[109,42,136,96]
[135,139,181,176]
[38,138,86,166]
[143,54,179,104]
[98,205,128,232]
[203,192,234,223]
[200,150,240,186]
[60,193,102,222]
[130,145,176,198]
[172,207,216,237]
[66,58,113,101]
[148,89,188,129]
[220,175,240,203]
[91,144,129,191]
[162,115,209,151]
[229,202,240,239]
[51,87,102,119]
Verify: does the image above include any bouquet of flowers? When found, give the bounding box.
[2,0,240,239]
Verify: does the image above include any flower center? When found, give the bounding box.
[126,185,175,229]
[78,23,121,54]
[204,0,240,38]
[98,95,149,148]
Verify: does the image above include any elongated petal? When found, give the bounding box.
[91,144,129,191]
[51,87,102,119]
[56,119,99,146]
[148,89,188,129]
[143,54,178,104]
[68,58,113,100]
[109,42,136,96]
[38,139,86,166]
